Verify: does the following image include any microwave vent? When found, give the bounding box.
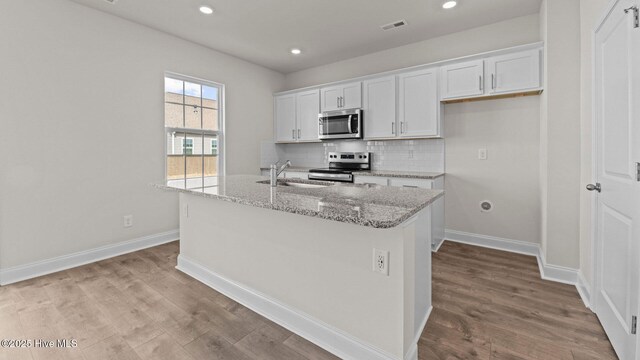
[381,20,407,31]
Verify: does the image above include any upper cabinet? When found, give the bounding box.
[296,89,320,142]
[440,59,485,100]
[321,82,362,112]
[275,43,544,141]
[363,76,397,139]
[364,68,442,140]
[440,48,542,101]
[398,68,441,138]
[274,94,297,142]
[274,90,320,143]
[486,49,541,95]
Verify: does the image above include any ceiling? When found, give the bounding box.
[69,0,542,74]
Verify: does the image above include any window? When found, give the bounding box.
[183,138,193,155]
[210,139,218,156]
[165,74,223,187]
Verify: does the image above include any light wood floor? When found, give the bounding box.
[422,242,617,360]
[0,241,616,360]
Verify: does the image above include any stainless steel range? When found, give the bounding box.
[308,152,371,183]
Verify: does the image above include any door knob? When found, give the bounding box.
[586,183,601,192]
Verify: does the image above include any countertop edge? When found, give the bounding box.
[259,167,445,180]
[152,183,444,229]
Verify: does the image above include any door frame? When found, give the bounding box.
[590,0,640,351]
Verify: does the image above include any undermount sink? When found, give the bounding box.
[257,179,333,189]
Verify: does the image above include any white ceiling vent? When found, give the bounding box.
[381,20,408,31]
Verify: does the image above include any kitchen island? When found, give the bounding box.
[156,175,443,360]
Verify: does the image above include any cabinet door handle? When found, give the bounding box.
[491,74,495,89]
[392,122,395,135]
[292,129,296,140]
[400,122,405,134]
[479,75,483,91]
[298,129,301,138]
[402,185,419,188]
[337,97,340,108]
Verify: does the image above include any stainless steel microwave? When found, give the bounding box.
[318,109,362,140]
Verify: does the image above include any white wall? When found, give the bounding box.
[282,15,542,245]
[284,14,540,90]
[578,0,612,287]
[538,0,582,269]
[0,0,284,269]
[445,97,541,244]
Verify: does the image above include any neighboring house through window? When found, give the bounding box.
[165,74,223,187]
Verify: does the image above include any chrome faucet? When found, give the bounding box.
[270,160,291,187]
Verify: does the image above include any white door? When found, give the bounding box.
[593,1,639,359]
[440,59,485,100]
[398,68,440,137]
[321,86,342,112]
[341,82,362,110]
[363,76,396,139]
[274,94,297,142]
[296,89,320,141]
[486,49,541,94]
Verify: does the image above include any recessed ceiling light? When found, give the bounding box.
[290,48,302,55]
[199,6,214,15]
[442,1,457,9]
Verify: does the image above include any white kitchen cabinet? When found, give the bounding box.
[398,68,441,138]
[274,94,297,142]
[274,90,320,143]
[486,49,541,95]
[321,82,362,112]
[363,76,397,139]
[389,177,445,251]
[353,176,389,186]
[440,59,484,100]
[283,171,308,180]
[296,89,320,141]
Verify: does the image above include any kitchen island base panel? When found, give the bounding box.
[177,192,431,360]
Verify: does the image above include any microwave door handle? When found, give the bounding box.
[347,115,352,133]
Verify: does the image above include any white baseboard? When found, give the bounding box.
[444,229,590,308]
[177,255,412,360]
[0,229,179,286]
[536,250,578,285]
[576,271,592,309]
[444,229,540,256]
[431,237,445,253]
[404,305,432,360]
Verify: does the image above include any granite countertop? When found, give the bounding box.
[155,175,443,229]
[259,166,445,180]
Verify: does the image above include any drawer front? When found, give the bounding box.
[354,176,389,186]
[284,172,309,180]
[389,178,434,189]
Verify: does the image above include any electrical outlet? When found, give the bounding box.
[478,148,488,160]
[373,249,389,276]
[123,215,133,228]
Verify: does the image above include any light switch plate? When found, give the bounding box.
[478,148,488,160]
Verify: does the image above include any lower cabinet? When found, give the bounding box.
[283,172,308,180]
[353,176,389,186]
[388,177,445,251]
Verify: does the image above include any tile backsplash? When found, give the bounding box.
[261,139,444,172]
